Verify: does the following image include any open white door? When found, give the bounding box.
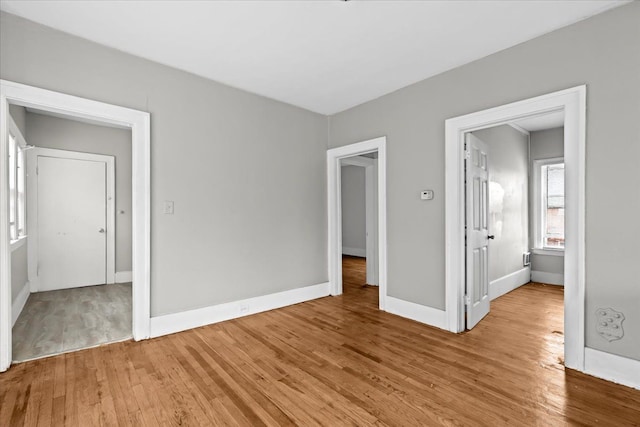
[37,155,108,291]
[465,133,491,329]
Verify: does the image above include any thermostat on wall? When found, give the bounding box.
[421,190,434,200]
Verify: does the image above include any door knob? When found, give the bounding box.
[99,228,105,233]
[487,235,495,240]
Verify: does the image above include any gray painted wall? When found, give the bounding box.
[25,112,133,273]
[9,105,26,135]
[530,127,564,160]
[329,3,640,360]
[0,12,328,317]
[530,127,565,277]
[472,125,529,283]
[8,106,28,305]
[341,165,366,255]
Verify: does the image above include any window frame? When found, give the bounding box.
[7,116,27,251]
[532,156,565,254]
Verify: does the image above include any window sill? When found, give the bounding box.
[10,236,27,252]
[532,248,564,257]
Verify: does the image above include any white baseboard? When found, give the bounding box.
[342,247,366,257]
[150,282,330,338]
[385,296,448,331]
[490,267,531,300]
[584,347,640,390]
[531,271,564,286]
[115,271,133,283]
[12,281,30,326]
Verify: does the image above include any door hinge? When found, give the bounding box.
[465,294,471,306]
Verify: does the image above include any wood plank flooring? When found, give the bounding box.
[2,255,639,426]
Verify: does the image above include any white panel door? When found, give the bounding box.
[465,133,491,329]
[38,156,107,291]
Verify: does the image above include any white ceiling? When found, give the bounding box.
[0,1,628,115]
[512,111,565,132]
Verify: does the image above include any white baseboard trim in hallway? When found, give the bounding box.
[385,296,448,331]
[531,271,564,286]
[489,267,531,300]
[115,271,133,283]
[584,348,640,390]
[150,282,331,338]
[342,247,366,257]
[12,282,30,326]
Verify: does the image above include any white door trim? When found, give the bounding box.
[328,137,387,309]
[340,155,378,285]
[27,148,116,291]
[0,79,151,372]
[445,85,586,371]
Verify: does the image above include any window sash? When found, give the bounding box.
[8,118,27,244]
[534,158,565,250]
[8,134,17,241]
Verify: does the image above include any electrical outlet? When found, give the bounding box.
[595,308,625,342]
[239,304,250,315]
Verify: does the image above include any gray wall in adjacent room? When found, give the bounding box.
[328,3,640,360]
[10,245,28,304]
[530,127,564,160]
[9,105,26,135]
[0,11,328,317]
[472,125,529,283]
[341,165,366,256]
[530,126,565,278]
[25,112,133,273]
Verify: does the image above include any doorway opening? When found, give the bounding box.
[327,136,387,309]
[445,86,586,371]
[341,153,378,291]
[0,80,151,372]
[9,106,134,362]
[463,112,566,366]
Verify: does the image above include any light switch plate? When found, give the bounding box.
[163,201,174,215]
[421,190,434,200]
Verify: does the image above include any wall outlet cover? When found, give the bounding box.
[596,308,625,342]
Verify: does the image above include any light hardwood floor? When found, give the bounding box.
[1,256,639,426]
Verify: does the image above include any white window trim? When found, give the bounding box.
[531,247,564,257]
[8,115,27,248]
[10,235,26,252]
[532,156,565,253]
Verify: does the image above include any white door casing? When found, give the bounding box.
[0,79,151,372]
[445,85,586,371]
[465,133,491,329]
[36,154,112,291]
[328,137,387,309]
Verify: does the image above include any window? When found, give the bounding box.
[533,158,564,251]
[8,117,27,248]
